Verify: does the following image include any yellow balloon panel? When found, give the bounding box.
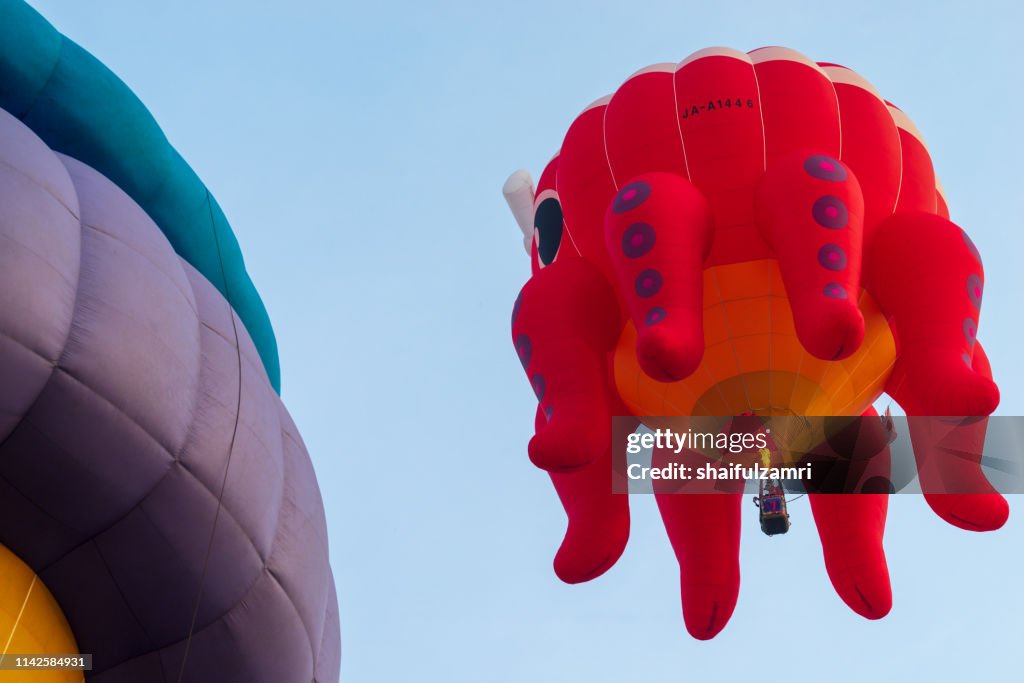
[614,259,897,418]
[0,544,82,683]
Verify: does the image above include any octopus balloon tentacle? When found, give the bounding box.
[504,45,1007,640]
[809,496,892,619]
[903,342,1008,531]
[604,172,714,382]
[867,211,999,418]
[512,256,620,471]
[755,150,866,360]
[808,405,893,621]
[545,407,633,584]
[653,449,744,640]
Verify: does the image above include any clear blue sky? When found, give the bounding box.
[27,1,1022,681]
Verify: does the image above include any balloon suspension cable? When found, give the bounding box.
[503,169,535,255]
[177,192,246,683]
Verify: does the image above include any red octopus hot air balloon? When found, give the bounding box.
[504,46,1007,640]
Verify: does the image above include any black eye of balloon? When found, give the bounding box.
[534,197,563,266]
